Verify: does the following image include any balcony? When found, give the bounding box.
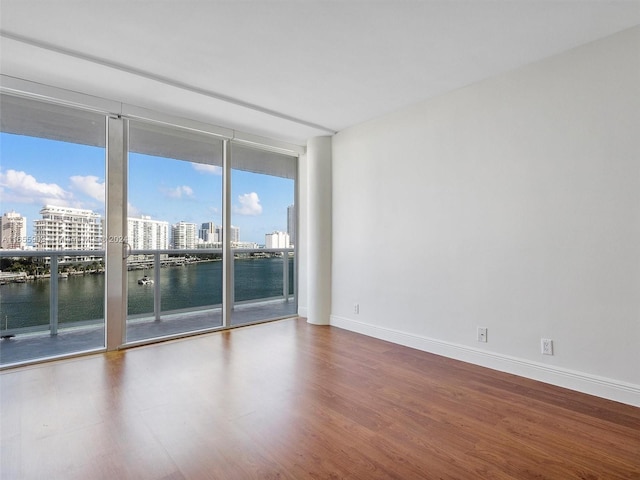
[0,248,296,367]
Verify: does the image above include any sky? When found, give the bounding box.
[0,133,294,245]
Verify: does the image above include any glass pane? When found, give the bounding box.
[0,94,106,365]
[230,144,297,326]
[126,121,223,342]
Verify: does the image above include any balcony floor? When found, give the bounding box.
[0,299,297,366]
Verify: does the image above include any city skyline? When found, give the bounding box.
[0,205,293,251]
[0,132,294,245]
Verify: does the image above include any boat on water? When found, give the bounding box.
[138,275,154,285]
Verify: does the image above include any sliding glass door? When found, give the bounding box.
[126,120,224,342]
[0,90,299,365]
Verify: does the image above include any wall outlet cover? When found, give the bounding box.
[477,327,488,343]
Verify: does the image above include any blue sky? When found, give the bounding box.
[0,133,294,245]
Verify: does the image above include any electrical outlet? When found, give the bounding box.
[541,338,553,355]
[477,327,487,343]
[353,303,359,314]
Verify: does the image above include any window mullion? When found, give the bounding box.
[105,116,128,350]
[222,139,232,328]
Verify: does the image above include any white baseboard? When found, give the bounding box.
[330,315,640,407]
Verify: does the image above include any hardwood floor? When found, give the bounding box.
[1,318,638,479]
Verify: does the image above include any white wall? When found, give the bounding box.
[330,27,640,406]
[306,137,333,325]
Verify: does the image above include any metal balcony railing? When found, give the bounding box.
[0,248,295,339]
[0,249,106,338]
[128,248,294,321]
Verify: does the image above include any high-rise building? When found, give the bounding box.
[128,216,170,250]
[265,231,290,249]
[0,211,27,249]
[34,205,103,263]
[199,222,218,243]
[35,205,102,251]
[287,204,296,247]
[230,226,239,244]
[214,225,240,245]
[172,221,197,249]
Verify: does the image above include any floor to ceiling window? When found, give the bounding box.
[0,94,107,365]
[126,120,224,342]
[230,144,297,326]
[0,88,299,365]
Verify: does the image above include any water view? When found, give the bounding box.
[0,256,295,332]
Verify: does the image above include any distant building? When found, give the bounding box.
[199,222,218,243]
[34,205,103,262]
[287,204,296,247]
[196,223,243,248]
[265,231,290,249]
[172,221,197,249]
[0,211,27,249]
[128,216,170,250]
[35,205,102,250]
[215,225,240,246]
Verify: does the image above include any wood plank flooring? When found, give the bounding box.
[1,318,639,479]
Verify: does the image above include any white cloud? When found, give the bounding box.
[128,202,142,217]
[192,163,222,175]
[0,169,72,205]
[70,175,105,202]
[233,192,262,216]
[166,185,194,199]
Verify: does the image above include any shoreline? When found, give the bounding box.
[1,252,291,284]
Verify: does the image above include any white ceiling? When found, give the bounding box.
[1,1,639,145]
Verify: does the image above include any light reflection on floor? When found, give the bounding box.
[0,299,297,366]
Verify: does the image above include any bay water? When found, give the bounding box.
[0,257,294,331]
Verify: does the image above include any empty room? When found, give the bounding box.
[1,1,639,479]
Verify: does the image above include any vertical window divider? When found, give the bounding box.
[222,139,232,327]
[105,116,128,350]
